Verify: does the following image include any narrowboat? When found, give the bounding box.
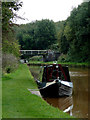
[36,64,73,97]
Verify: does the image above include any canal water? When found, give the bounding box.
[29,65,89,118]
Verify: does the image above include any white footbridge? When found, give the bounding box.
[19,50,53,56]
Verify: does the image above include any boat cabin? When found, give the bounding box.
[42,64,70,82]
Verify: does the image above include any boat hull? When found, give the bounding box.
[39,82,73,97]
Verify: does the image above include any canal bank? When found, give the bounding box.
[28,61,90,68]
[2,64,73,118]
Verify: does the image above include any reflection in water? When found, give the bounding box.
[44,96,73,116]
[29,65,89,118]
[69,67,88,118]
[29,66,43,81]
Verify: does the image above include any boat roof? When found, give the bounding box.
[42,64,71,82]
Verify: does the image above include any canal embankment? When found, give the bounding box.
[28,61,90,68]
[2,64,73,118]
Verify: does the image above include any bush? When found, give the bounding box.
[58,54,68,62]
[2,53,19,74]
[29,56,43,61]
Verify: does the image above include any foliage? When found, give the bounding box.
[36,19,56,49]
[55,21,69,54]
[2,32,20,57]
[2,1,22,57]
[48,43,59,51]
[2,53,19,74]
[2,1,22,33]
[58,54,68,62]
[57,2,90,62]
[16,19,57,50]
[29,56,43,61]
[67,2,90,62]
[2,1,22,73]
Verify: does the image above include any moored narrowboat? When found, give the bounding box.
[36,64,73,97]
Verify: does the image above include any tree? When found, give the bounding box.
[2,1,22,57]
[35,19,56,50]
[2,1,22,73]
[16,22,37,50]
[66,2,90,62]
[57,2,90,62]
[2,1,22,33]
[55,21,69,54]
[16,19,57,50]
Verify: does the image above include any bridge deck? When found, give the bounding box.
[19,50,48,55]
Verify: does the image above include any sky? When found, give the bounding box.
[15,0,83,24]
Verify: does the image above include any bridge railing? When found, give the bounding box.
[19,50,48,55]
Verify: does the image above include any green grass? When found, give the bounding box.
[2,64,73,118]
[29,60,90,67]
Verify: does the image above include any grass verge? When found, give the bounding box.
[2,64,74,118]
[29,61,90,67]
